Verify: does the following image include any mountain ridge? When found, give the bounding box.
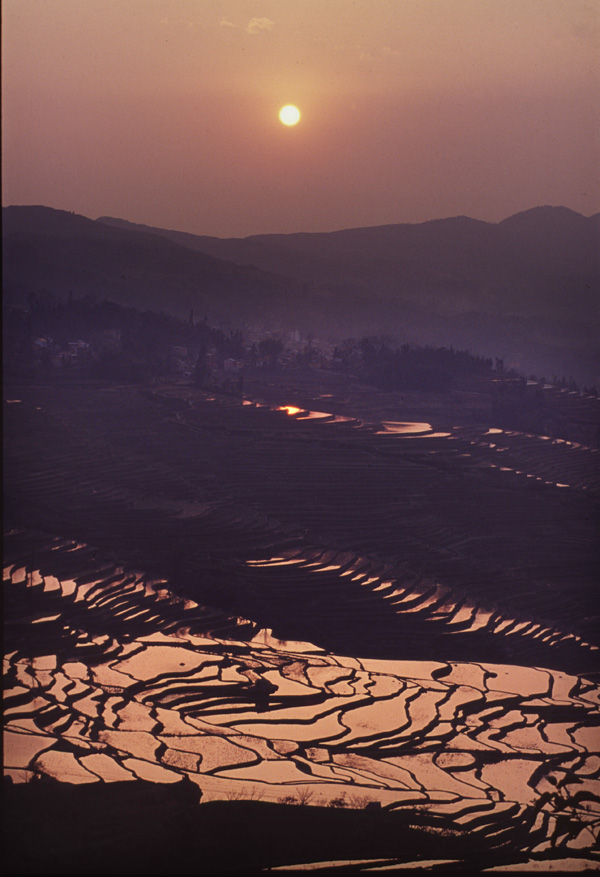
[95,204,596,240]
[95,206,599,305]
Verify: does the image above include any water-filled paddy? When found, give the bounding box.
[4,380,600,870]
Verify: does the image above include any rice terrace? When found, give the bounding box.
[4,347,600,872]
[4,0,600,869]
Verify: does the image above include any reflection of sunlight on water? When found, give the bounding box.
[377,422,432,435]
[246,557,303,567]
[276,859,464,871]
[277,405,353,423]
[243,550,556,645]
[5,589,600,858]
[359,576,381,587]
[5,534,600,860]
[50,540,88,552]
[298,411,331,419]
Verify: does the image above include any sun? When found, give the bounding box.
[279,105,301,126]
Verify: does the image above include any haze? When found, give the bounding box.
[2,0,599,237]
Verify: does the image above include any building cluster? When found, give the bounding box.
[171,329,334,384]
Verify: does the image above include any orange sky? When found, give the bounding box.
[2,0,599,236]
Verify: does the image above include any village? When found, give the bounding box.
[21,319,335,388]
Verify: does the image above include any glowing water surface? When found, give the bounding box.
[377,422,432,435]
[277,405,356,423]
[4,551,600,867]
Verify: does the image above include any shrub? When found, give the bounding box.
[328,793,348,808]
[295,787,315,805]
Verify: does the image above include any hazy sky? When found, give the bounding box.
[2,0,599,237]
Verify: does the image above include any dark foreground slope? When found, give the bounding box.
[3,778,550,875]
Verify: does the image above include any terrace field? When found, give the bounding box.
[4,368,600,873]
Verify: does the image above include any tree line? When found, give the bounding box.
[333,337,495,393]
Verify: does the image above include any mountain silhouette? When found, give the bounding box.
[97,205,599,317]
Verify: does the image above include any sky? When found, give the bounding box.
[2,0,599,237]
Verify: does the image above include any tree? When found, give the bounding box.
[192,349,208,388]
[258,337,284,368]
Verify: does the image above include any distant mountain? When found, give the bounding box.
[3,204,599,382]
[98,206,600,319]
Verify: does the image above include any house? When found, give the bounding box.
[224,358,245,373]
